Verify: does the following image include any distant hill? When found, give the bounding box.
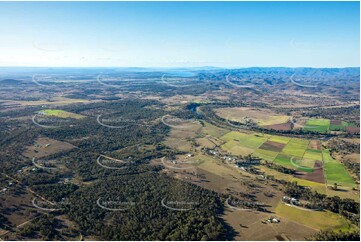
[0,79,25,85]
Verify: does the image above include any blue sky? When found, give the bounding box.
[0,1,359,67]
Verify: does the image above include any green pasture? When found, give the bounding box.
[268,135,291,144]
[253,148,278,162]
[322,150,355,187]
[303,149,323,161]
[282,138,309,157]
[39,109,85,119]
[273,153,295,168]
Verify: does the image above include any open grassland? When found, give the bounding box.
[201,122,229,138]
[220,131,249,142]
[239,134,269,149]
[221,131,270,150]
[22,137,76,158]
[275,203,355,231]
[258,115,290,126]
[195,153,241,178]
[40,109,85,119]
[164,123,202,152]
[196,137,217,149]
[221,140,254,156]
[322,150,356,187]
[222,208,317,241]
[291,178,326,192]
[327,186,360,202]
[214,107,290,126]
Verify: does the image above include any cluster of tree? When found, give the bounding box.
[19,172,59,187]
[263,161,296,175]
[306,229,360,241]
[0,98,236,240]
[343,160,360,180]
[63,173,230,240]
[18,214,79,240]
[327,138,360,154]
[0,205,10,232]
[19,215,58,240]
[32,183,78,202]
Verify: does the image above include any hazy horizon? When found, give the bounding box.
[0,1,359,68]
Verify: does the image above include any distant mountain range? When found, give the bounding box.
[0,66,359,78]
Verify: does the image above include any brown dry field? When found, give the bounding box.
[163,120,202,151]
[308,140,321,150]
[340,138,360,144]
[159,145,320,241]
[222,208,317,241]
[293,117,308,129]
[330,120,342,125]
[279,102,357,110]
[196,137,216,149]
[0,185,39,229]
[215,107,290,126]
[22,137,76,159]
[159,94,211,105]
[215,107,273,119]
[264,122,292,131]
[296,161,325,184]
[194,167,317,240]
[336,153,360,164]
[259,140,285,152]
[346,126,360,134]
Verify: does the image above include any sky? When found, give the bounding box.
[0,1,359,68]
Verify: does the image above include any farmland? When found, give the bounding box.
[163,117,359,239]
[219,130,356,193]
[217,108,359,134]
[322,150,356,187]
[303,118,359,134]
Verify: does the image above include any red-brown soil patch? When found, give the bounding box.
[259,140,285,152]
[308,140,321,150]
[264,122,292,131]
[346,126,360,134]
[296,161,324,183]
[330,120,342,125]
